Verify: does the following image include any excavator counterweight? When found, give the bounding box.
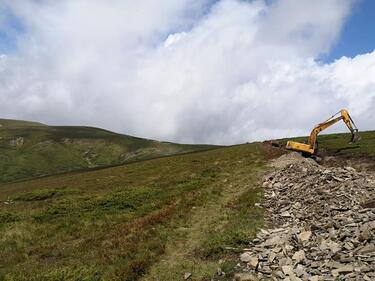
[286,109,360,156]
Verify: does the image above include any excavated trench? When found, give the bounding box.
[235,152,375,281]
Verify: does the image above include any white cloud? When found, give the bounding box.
[164,32,187,48]
[0,0,374,144]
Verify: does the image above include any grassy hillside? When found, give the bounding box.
[0,119,215,183]
[0,119,46,127]
[1,130,374,280]
[0,142,282,281]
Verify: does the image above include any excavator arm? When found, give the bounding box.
[286,109,360,155]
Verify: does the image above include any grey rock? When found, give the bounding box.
[320,240,341,254]
[248,257,259,269]
[292,250,305,263]
[240,252,252,263]
[331,265,353,277]
[282,265,294,276]
[298,231,312,244]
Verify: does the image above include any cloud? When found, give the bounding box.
[0,0,374,144]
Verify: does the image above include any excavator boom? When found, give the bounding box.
[286,109,360,155]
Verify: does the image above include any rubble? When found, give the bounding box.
[240,252,253,263]
[237,152,375,280]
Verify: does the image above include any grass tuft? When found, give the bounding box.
[0,212,20,226]
[12,188,78,201]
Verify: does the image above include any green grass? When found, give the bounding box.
[0,212,20,226]
[11,188,79,202]
[0,142,281,281]
[197,187,263,259]
[0,118,215,183]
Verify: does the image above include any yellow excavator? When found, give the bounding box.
[286,109,360,156]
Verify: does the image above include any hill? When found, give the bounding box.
[0,131,374,280]
[0,118,215,183]
[0,141,279,281]
[0,119,47,127]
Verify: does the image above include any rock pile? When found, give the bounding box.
[236,152,375,281]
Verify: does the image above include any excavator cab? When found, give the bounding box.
[286,109,360,156]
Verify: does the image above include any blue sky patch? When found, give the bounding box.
[0,6,25,53]
[322,0,375,62]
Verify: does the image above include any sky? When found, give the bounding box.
[0,0,374,145]
[323,0,375,62]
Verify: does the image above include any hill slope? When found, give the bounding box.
[0,131,374,280]
[0,142,281,281]
[0,119,215,183]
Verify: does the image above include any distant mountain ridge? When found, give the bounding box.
[0,118,216,183]
[0,118,47,127]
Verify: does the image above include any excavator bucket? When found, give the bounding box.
[351,130,361,143]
